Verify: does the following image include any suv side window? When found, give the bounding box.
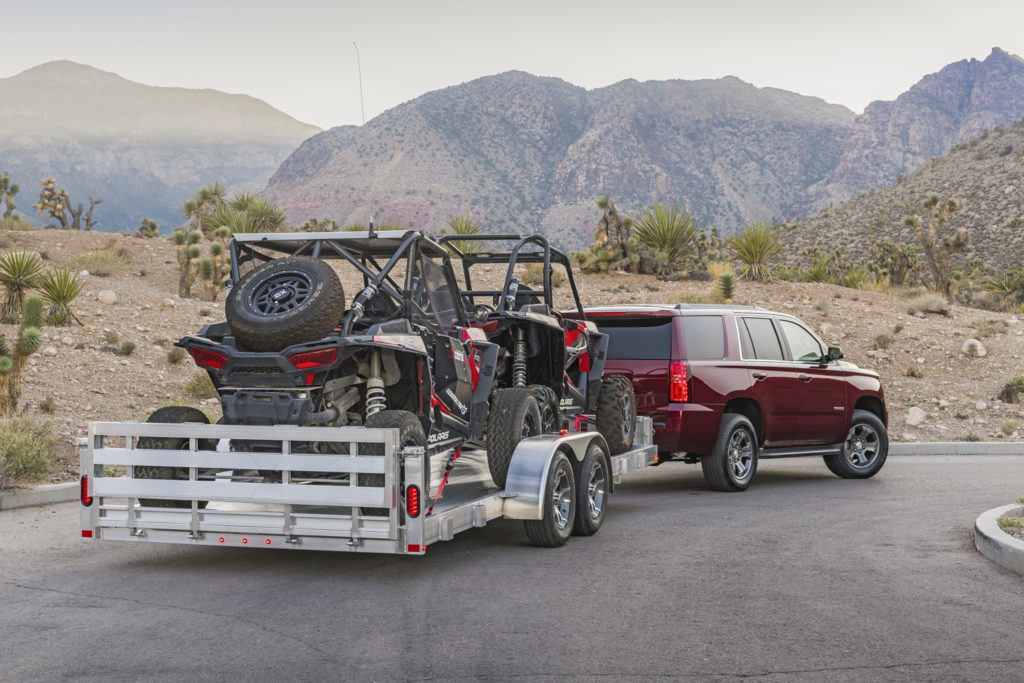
[778,319,824,363]
[740,317,784,361]
[681,315,725,360]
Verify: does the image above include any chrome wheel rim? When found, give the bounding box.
[586,459,607,521]
[551,467,573,531]
[249,270,313,317]
[844,422,880,470]
[727,428,754,483]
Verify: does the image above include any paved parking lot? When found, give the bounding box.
[2,454,1023,681]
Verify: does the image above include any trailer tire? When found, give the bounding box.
[572,442,609,537]
[596,374,636,455]
[135,406,211,509]
[486,388,542,488]
[225,256,345,352]
[361,410,426,516]
[524,451,576,547]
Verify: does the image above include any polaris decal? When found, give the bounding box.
[428,430,450,444]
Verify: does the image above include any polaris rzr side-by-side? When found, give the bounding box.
[439,233,637,484]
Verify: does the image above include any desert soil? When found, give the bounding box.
[2,229,1022,484]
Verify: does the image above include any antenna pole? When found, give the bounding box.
[353,42,366,125]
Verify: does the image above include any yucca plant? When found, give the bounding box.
[0,250,43,322]
[717,271,736,301]
[727,220,780,282]
[982,268,1024,309]
[440,214,484,254]
[39,267,84,325]
[632,203,698,268]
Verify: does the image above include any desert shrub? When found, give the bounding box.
[70,238,130,276]
[521,263,565,288]
[633,202,697,268]
[0,418,57,486]
[102,330,119,345]
[167,347,186,364]
[116,341,136,357]
[893,322,904,334]
[440,214,484,254]
[973,319,1007,338]
[774,264,798,281]
[38,397,56,413]
[873,334,891,350]
[1001,420,1019,436]
[1009,376,1024,393]
[136,218,159,238]
[678,292,714,305]
[904,366,923,378]
[726,220,780,282]
[908,293,949,316]
[39,267,84,325]
[840,265,870,290]
[185,371,217,398]
[0,216,34,232]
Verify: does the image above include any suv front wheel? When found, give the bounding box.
[702,412,759,492]
[824,409,888,479]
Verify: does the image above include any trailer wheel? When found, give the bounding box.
[596,374,636,454]
[486,388,542,488]
[361,410,426,516]
[225,256,345,352]
[135,406,210,509]
[572,442,609,537]
[524,451,576,547]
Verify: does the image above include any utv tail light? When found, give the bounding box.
[80,475,92,506]
[189,347,227,370]
[406,485,421,518]
[288,348,337,369]
[669,361,690,402]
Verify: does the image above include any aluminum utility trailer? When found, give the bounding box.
[79,418,655,555]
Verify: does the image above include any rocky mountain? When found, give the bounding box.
[267,71,854,246]
[781,117,1024,276]
[800,48,1024,211]
[0,61,319,232]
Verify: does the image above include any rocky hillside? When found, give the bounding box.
[2,228,1022,484]
[0,61,319,233]
[800,48,1024,211]
[267,71,854,246]
[782,117,1024,276]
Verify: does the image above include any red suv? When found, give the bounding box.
[581,304,888,491]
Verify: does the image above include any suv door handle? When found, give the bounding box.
[752,372,767,380]
[799,374,812,382]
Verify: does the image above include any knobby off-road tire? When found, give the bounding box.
[596,374,636,455]
[702,412,758,492]
[528,384,559,434]
[135,406,211,508]
[225,257,345,352]
[572,442,609,537]
[524,451,576,547]
[824,409,889,479]
[361,410,427,516]
[486,388,542,488]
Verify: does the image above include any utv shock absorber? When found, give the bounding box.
[512,328,527,387]
[365,350,386,416]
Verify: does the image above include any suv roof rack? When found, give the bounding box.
[673,303,769,311]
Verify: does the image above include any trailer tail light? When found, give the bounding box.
[288,348,337,369]
[80,475,92,506]
[669,361,690,402]
[81,530,93,538]
[189,347,227,370]
[406,485,421,518]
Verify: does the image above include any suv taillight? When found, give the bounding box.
[669,361,689,402]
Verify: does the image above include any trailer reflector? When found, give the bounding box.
[408,544,424,553]
[218,537,225,543]
[242,538,248,544]
[81,530,93,538]
[80,475,92,506]
[265,539,272,545]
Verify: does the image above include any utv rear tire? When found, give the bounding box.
[596,374,636,455]
[523,452,576,547]
[362,410,427,516]
[486,388,542,488]
[225,256,345,352]
[702,412,758,492]
[824,409,888,479]
[135,406,211,509]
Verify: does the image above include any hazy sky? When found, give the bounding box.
[4,0,1024,130]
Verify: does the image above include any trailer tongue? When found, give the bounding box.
[80,418,654,555]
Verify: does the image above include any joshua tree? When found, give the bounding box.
[903,193,968,300]
[137,218,159,238]
[182,182,227,240]
[172,227,203,297]
[33,177,102,230]
[575,196,677,277]
[301,217,338,232]
[0,173,19,219]
[0,294,43,416]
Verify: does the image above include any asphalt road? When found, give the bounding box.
[3,455,1023,682]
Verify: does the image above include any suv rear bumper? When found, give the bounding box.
[650,403,721,456]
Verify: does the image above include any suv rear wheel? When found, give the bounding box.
[702,412,758,492]
[824,409,888,479]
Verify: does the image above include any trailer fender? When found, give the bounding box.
[502,432,609,520]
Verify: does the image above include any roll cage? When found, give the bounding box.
[437,233,587,319]
[228,230,467,334]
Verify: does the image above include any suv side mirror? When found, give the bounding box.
[827,346,844,362]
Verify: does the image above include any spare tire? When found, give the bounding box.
[225,257,345,352]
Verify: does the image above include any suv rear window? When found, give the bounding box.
[594,317,671,360]
[681,315,725,360]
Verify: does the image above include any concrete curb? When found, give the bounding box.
[974,504,1024,576]
[891,442,1024,456]
[0,482,78,511]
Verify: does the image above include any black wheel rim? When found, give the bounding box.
[248,270,314,317]
[521,412,538,439]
